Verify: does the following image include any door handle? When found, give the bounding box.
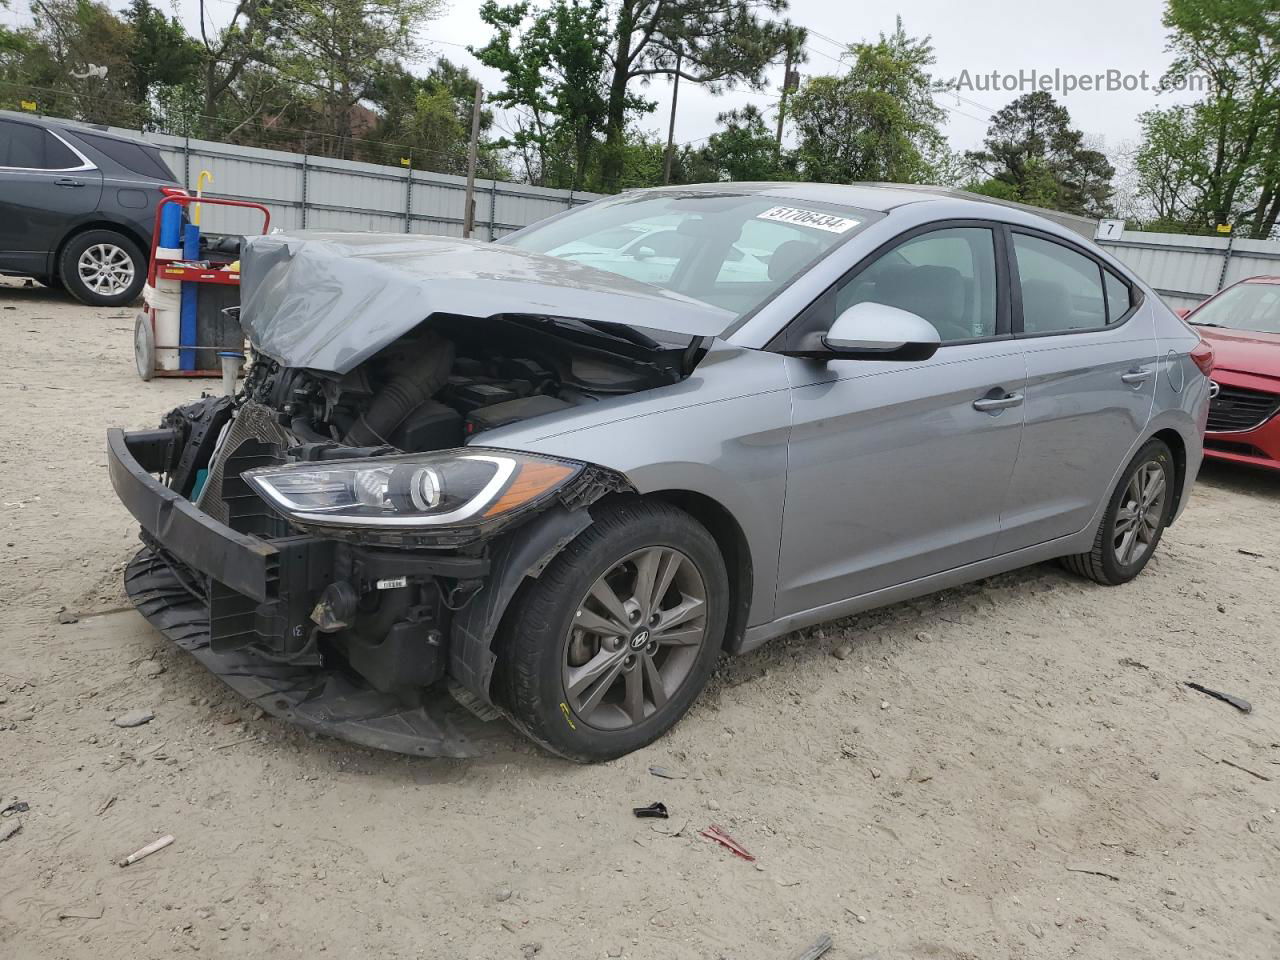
[54,177,84,187]
[972,392,1024,412]
[1121,368,1153,385]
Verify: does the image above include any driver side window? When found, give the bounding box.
[835,227,998,342]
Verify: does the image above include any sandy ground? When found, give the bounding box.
[0,277,1278,960]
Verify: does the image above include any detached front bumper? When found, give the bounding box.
[107,427,484,757]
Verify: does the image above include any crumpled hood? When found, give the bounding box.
[238,232,735,374]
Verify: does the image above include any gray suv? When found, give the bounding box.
[0,113,181,306]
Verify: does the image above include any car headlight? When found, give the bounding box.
[243,450,581,529]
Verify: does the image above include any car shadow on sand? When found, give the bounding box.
[1196,459,1279,501]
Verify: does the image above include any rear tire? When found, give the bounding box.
[59,230,146,307]
[1061,438,1175,585]
[498,498,728,762]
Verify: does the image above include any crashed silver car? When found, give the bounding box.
[108,184,1211,761]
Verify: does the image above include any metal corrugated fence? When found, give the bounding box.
[1099,232,1280,311]
[85,123,603,240]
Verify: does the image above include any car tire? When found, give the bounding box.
[1061,438,1175,586]
[497,498,728,762]
[59,230,146,307]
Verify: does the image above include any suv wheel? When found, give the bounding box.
[1062,438,1175,586]
[498,499,728,762]
[60,230,146,307]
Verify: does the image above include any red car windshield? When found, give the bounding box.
[1190,282,1280,334]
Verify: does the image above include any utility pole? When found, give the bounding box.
[775,42,797,148]
[663,50,682,185]
[463,81,483,239]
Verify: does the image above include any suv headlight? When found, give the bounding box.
[244,450,581,529]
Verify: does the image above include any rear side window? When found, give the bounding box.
[836,227,999,342]
[1013,233,1106,334]
[72,132,174,180]
[1104,269,1132,323]
[0,120,80,169]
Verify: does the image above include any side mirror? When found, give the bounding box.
[633,245,656,261]
[797,301,941,361]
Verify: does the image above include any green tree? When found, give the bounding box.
[789,18,947,185]
[474,0,619,189]
[1129,0,1280,236]
[966,91,1115,217]
[123,0,201,104]
[596,0,801,192]
[689,104,790,182]
[273,0,443,156]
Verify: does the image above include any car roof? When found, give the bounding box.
[1238,275,1280,285]
[0,109,152,148]
[628,181,1099,238]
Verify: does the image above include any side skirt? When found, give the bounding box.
[734,529,1093,655]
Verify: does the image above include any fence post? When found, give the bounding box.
[300,155,309,229]
[183,135,191,188]
[404,157,413,234]
[1217,232,1236,291]
[488,179,498,241]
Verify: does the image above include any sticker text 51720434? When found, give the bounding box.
[755,206,861,234]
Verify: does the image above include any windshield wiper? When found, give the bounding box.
[1189,321,1224,327]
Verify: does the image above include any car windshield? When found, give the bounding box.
[1189,282,1280,334]
[501,191,872,319]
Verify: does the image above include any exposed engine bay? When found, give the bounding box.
[243,313,693,456]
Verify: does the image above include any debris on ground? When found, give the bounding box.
[1185,682,1252,713]
[134,659,164,679]
[632,802,668,819]
[95,795,116,817]
[112,709,155,728]
[56,606,78,624]
[1066,866,1121,881]
[1218,758,1272,782]
[494,887,512,903]
[788,932,833,960]
[0,800,29,816]
[57,903,105,921]
[699,824,754,861]
[1118,657,1149,670]
[0,820,22,843]
[832,644,853,660]
[118,834,174,866]
[648,765,684,780]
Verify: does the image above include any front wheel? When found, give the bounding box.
[498,499,728,762]
[1062,438,1175,585]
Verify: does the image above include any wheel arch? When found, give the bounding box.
[642,489,753,654]
[1150,427,1188,523]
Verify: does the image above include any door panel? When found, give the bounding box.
[996,303,1158,552]
[775,343,1027,617]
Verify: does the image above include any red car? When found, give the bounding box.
[1182,276,1280,471]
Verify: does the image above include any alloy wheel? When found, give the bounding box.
[1113,460,1166,566]
[77,243,135,297]
[562,546,709,731]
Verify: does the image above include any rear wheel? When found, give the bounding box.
[59,230,146,307]
[498,499,728,762]
[1062,438,1175,585]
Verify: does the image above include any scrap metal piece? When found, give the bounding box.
[1185,681,1252,714]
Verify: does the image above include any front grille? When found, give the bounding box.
[1207,384,1280,433]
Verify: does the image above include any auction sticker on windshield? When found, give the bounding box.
[756,206,861,233]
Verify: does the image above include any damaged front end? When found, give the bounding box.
[110,397,627,757]
[107,231,726,756]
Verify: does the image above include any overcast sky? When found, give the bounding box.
[6,0,1200,161]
